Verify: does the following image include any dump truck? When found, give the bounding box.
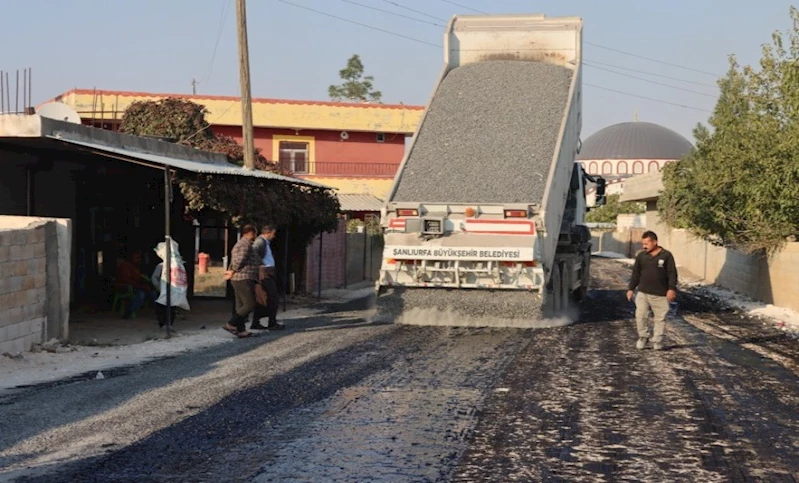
[374,14,606,328]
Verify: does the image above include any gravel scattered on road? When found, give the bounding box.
[376,286,554,328]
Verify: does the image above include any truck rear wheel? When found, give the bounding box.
[574,251,590,302]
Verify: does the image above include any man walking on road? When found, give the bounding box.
[252,224,285,331]
[627,230,678,351]
[223,224,261,338]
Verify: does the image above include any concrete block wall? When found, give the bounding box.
[0,226,47,354]
[590,228,644,258]
[609,209,799,314]
[346,233,366,286]
[766,244,799,310]
[344,233,385,285]
[663,228,799,312]
[304,220,347,292]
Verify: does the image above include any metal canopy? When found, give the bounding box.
[46,135,334,190]
[337,193,384,212]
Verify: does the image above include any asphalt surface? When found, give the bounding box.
[1,258,797,482]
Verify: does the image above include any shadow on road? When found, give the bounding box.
[0,295,380,473]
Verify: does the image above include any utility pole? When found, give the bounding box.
[236,0,256,170]
[191,78,198,95]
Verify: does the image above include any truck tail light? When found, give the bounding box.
[397,209,419,217]
[504,209,527,218]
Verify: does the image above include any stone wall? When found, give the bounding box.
[0,226,47,354]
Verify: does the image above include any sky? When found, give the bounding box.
[1,0,797,142]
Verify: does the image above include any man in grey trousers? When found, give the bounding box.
[627,230,678,351]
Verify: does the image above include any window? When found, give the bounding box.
[617,161,628,175]
[376,133,386,143]
[648,161,660,172]
[279,141,308,173]
[589,162,598,174]
[602,162,613,175]
[633,161,644,174]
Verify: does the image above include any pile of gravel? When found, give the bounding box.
[392,60,573,204]
[375,287,555,328]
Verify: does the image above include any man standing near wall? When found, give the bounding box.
[223,225,260,338]
[627,230,678,351]
[252,224,285,331]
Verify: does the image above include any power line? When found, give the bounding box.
[380,0,448,22]
[438,0,486,14]
[180,101,239,143]
[434,0,723,78]
[584,59,718,88]
[279,0,713,113]
[200,0,232,84]
[339,0,444,27]
[277,0,441,47]
[584,42,722,78]
[585,84,712,112]
[277,2,563,52]
[337,0,718,90]
[584,62,717,98]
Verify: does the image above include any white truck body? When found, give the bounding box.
[377,14,600,315]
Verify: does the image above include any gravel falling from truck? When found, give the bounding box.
[374,287,578,328]
[392,60,574,204]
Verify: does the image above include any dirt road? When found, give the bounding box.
[1,258,797,482]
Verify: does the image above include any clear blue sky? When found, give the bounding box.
[1,0,796,141]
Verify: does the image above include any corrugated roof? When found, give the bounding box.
[337,194,384,212]
[578,122,694,161]
[48,136,333,189]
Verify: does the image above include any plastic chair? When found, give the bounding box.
[111,284,136,317]
[112,274,155,318]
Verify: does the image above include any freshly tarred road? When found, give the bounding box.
[1,258,797,482]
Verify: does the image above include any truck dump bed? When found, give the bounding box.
[375,14,584,327]
[391,60,572,205]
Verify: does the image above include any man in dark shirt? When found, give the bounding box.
[222,224,261,338]
[627,230,678,351]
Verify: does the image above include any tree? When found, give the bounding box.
[119,98,340,247]
[328,54,382,103]
[658,6,799,254]
[585,194,645,224]
[119,98,279,172]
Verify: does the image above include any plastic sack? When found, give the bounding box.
[153,239,190,311]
